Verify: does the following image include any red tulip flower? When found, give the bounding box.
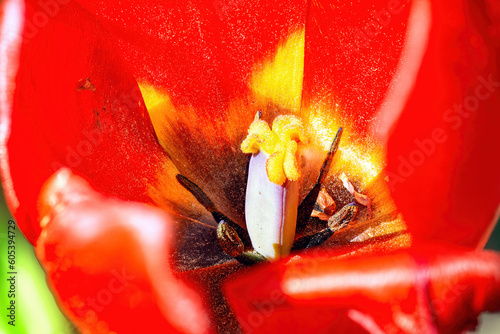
[1,0,500,333]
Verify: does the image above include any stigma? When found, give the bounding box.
[241,113,309,185]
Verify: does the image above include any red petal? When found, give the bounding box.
[37,169,212,334]
[76,0,309,227]
[0,0,176,242]
[381,0,500,247]
[301,0,410,136]
[225,245,500,333]
[77,0,306,114]
[77,0,410,226]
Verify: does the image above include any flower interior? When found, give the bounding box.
[134,27,411,271]
[140,82,410,270]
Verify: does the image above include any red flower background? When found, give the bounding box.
[1,0,500,333]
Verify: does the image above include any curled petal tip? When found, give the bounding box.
[37,170,212,334]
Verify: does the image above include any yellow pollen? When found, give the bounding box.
[241,115,309,185]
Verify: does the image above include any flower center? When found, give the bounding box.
[241,113,309,185]
[137,81,410,266]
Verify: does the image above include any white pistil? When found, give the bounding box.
[245,151,299,260]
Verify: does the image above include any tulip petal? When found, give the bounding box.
[75,0,309,226]
[75,0,412,233]
[0,0,215,243]
[381,0,500,248]
[76,0,307,115]
[301,0,411,138]
[36,169,212,334]
[225,244,500,333]
[291,1,412,217]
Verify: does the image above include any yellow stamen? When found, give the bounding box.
[241,115,309,185]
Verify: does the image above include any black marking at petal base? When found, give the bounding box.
[172,218,234,271]
[176,174,252,248]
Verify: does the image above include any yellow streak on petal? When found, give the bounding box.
[250,29,305,113]
[137,83,210,219]
[340,146,382,183]
[138,82,175,147]
[305,107,385,187]
[139,82,170,111]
